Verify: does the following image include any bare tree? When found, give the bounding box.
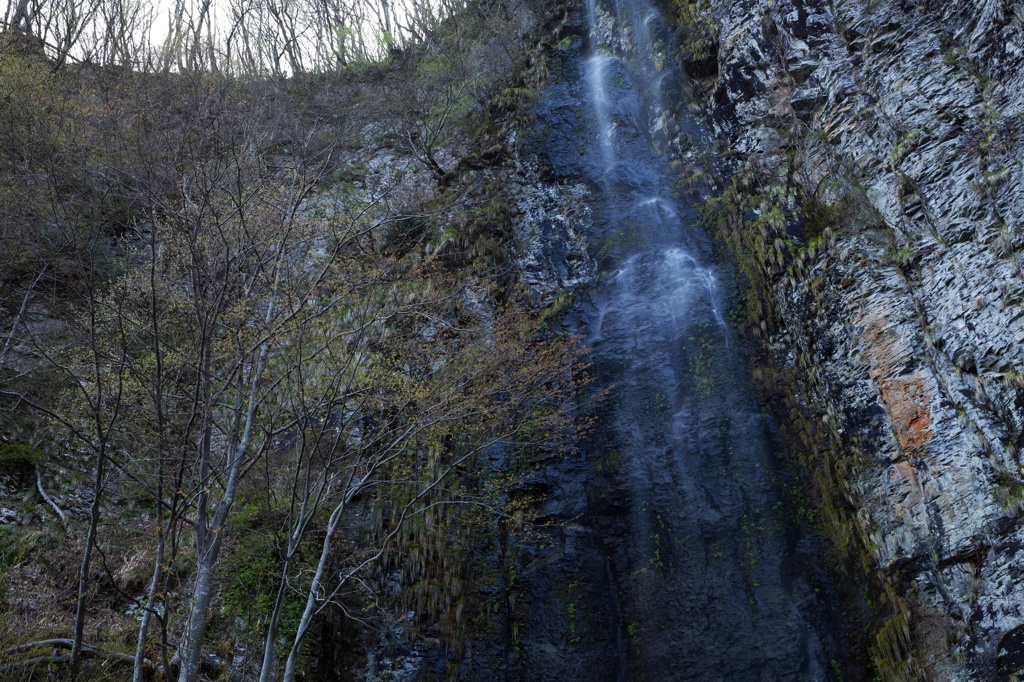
[0,2,550,679]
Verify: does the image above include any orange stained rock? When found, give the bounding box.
[855,302,934,458]
[880,375,933,456]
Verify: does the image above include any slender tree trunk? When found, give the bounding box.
[159,517,182,678]
[136,225,168,682]
[260,394,342,682]
[257,554,294,682]
[161,0,186,72]
[187,0,213,71]
[71,287,113,679]
[180,274,278,680]
[10,0,31,31]
[133,532,164,682]
[70,444,106,679]
[176,340,214,682]
[282,508,340,682]
[177,546,221,682]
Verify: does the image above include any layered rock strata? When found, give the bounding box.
[686,0,1024,677]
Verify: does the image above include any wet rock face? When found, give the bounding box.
[510,2,850,677]
[510,161,597,304]
[698,0,1024,676]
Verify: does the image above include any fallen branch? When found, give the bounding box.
[8,638,78,653]
[0,654,72,668]
[35,464,67,525]
[2,639,152,671]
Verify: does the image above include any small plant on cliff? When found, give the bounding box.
[669,0,720,67]
[881,241,917,271]
[993,470,1024,515]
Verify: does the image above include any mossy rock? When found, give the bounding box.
[0,443,42,467]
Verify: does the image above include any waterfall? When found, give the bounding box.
[584,0,615,175]
[576,0,834,678]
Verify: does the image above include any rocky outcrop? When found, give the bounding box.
[684,0,1024,678]
[510,159,597,304]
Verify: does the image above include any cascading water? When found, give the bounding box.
[566,0,839,679]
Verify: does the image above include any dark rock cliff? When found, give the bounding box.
[280,0,1024,678]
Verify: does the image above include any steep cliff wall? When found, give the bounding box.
[678,0,1024,678]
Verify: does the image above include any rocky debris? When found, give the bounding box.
[364,641,429,682]
[695,0,1024,676]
